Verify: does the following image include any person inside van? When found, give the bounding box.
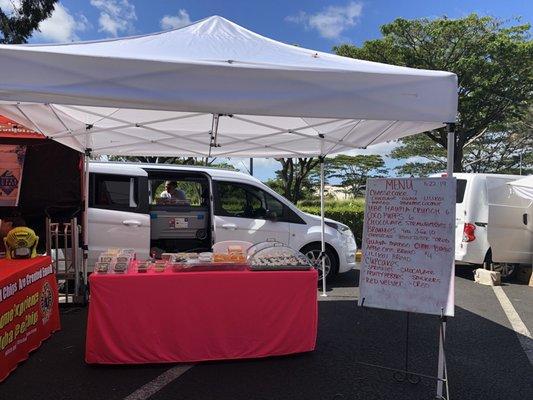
[160,181,187,201]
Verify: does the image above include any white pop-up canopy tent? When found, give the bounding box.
[509,176,533,201]
[0,16,457,158]
[0,15,458,298]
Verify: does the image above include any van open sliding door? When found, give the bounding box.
[88,164,150,267]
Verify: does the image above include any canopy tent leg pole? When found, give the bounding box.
[82,145,91,294]
[446,123,455,176]
[320,156,327,297]
[208,113,220,159]
[437,123,455,399]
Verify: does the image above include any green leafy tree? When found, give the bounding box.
[393,108,533,176]
[395,161,445,177]
[273,158,320,203]
[265,178,285,196]
[463,108,533,174]
[109,156,196,164]
[335,14,533,172]
[0,0,57,44]
[391,134,446,176]
[329,154,388,196]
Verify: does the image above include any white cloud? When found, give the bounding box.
[403,156,431,164]
[160,9,191,30]
[219,158,281,181]
[0,0,21,15]
[286,1,363,40]
[220,157,279,173]
[340,140,399,157]
[90,0,137,37]
[36,3,89,43]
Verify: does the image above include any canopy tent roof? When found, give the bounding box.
[0,16,457,157]
[508,176,533,201]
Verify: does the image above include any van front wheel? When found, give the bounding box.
[301,243,338,281]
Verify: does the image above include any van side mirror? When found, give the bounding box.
[266,210,278,221]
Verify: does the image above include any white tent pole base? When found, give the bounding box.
[436,123,455,399]
[319,157,327,297]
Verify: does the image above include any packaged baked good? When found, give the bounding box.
[95,262,109,273]
[169,262,189,272]
[106,248,121,256]
[174,253,189,263]
[213,253,228,262]
[116,255,131,263]
[154,260,166,272]
[137,261,150,273]
[98,254,114,263]
[232,254,246,263]
[199,252,213,263]
[114,262,128,273]
[161,253,175,261]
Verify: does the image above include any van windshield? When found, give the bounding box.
[456,179,467,203]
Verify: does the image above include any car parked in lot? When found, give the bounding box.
[88,162,357,279]
[449,173,533,277]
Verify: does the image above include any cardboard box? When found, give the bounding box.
[474,268,501,286]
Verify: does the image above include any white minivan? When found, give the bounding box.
[87,162,357,279]
[452,173,533,276]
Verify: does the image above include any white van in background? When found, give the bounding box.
[452,173,533,277]
[87,162,357,280]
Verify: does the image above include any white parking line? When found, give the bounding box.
[123,365,194,400]
[492,286,533,366]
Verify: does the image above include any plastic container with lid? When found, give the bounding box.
[247,242,311,271]
[212,241,253,254]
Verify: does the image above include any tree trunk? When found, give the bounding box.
[454,132,465,172]
[453,147,463,172]
[275,158,318,203]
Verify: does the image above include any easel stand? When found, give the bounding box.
[356,304,450,399]
[436,314,450,400]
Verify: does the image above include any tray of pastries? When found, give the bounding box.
[247,242,312,271]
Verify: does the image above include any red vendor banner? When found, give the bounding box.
[0,116,44,139]
[0,144,26,207]
[0,256,60,382]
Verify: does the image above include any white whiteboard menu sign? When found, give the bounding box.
[358,178,456,316]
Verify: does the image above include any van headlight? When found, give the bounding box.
[326,221,356,244]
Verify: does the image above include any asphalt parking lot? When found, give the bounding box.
[2,267,533,400]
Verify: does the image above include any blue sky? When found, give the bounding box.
[3,0,531,181]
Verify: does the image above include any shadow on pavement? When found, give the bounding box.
[2,295,532,400]
[327,269,360,289]
[153,302,533,400]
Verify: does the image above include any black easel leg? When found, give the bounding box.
[405,312,409,372]
[392,312,420,384]
[406,313,420,384]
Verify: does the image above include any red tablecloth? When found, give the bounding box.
[86,268,318,364]
[0,256,60,382]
